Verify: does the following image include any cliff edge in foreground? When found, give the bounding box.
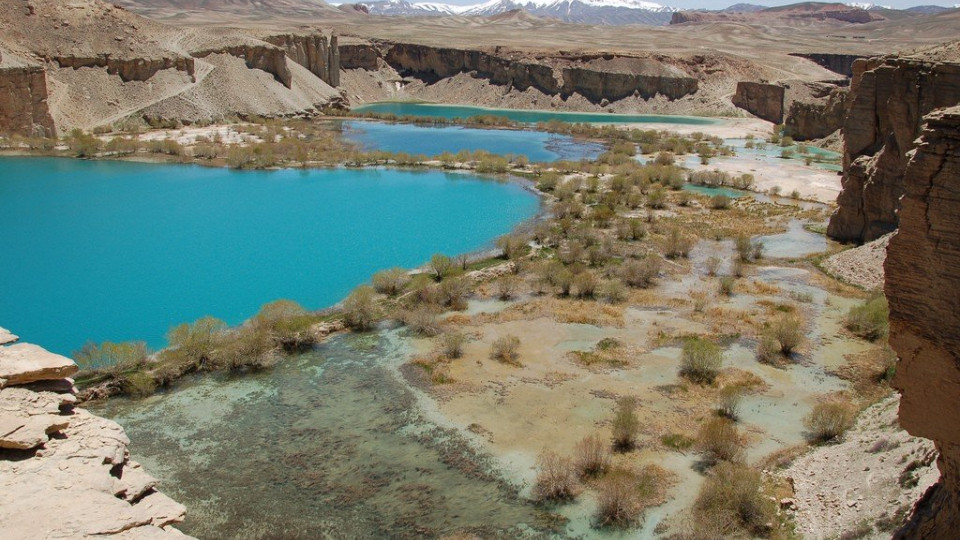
[0,327,192,539]
[887,106,960,539]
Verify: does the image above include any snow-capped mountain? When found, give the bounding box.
[360,0,678,25]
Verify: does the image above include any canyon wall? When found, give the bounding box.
[193,44,293,89]
[731,79,847,139]
[886,105,960,539]
[341,41,700,105]
[265,32,340,88]
[51,54,195,83]
[0,60,55,137]
[788,53,862,77]
[827,50,960,244]
[0,330,192,538]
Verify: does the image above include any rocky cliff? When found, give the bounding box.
[827,45,960,243]
[0,53,55,137]
[342,41,701,106]
[0,328,192,538]
[51,54,195,83]
[731,78,847,139]
[265,32,340,88]
[886,106,960,539]
[193,43,293,89]
[789,53,863,77]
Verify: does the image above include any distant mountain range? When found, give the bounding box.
[354,0,956,24]
[357,0,678,24]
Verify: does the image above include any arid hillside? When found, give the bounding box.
[0,0,342,134]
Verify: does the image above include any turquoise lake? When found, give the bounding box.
[353,102,720,125]
[0,157,539,355]
[340,120,605,162]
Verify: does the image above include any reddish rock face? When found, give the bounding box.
[0,64,55,137]
[828,51,960,244]
[886,106,960,539]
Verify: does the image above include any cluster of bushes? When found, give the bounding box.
[75,300,332,397]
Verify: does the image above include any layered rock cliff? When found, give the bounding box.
[341,41,702,107]
[827,45,960,243]
[0,52,55,137]
[789,53,863,77]
[264,32,340,88]
[0,329,192,538]
[731,78,847,139]
[886,105,960,539]
[0,0,343,135]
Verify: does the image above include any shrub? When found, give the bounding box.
[600,279,629,304]
[692,462,774,537]
[718,276,736,296]
[612,397,641,451]
[74,341,149,373]
[710,194,731,210]
[647,188,667,209]
[717,386,744,420]
[343,285,378,331]
[804,396,857,442]
[490,335,521,365]
[497,234,529,260]
[164,316,228,370]
[372,267,409,296]
[532,451,579,502]
[771,312,804,355]
[756,334,781,364]
[661,433,695,451]
[691,291,709,313]
[664,227,694,259]
[439,277,471,310]
[403,307,441,337]
[697,417,744,464]
[572,271,599,299]
[705,256,722,276]
[573,434,610,478]
[845,294,889,341]
[621,256,661,288]
[593,468,649,528]
[496,275,520,300]
[252,299,318,352]
[121,371,157,397]
[439,331,467,359]
[681,338,723,384]
[429,253,453,280]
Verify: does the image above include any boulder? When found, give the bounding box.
[0,343,78,387]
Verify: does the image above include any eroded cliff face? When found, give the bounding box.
[828,47,960,244]
[886,106,960,539]
[265,32,340,88]
[51,54,195,83]
[0,57,55,137]
[731,78,847,139]
[731,81,785,123]
[0,330,193,538]
[343,41,701,106]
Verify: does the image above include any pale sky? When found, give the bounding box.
[431,0,958,8]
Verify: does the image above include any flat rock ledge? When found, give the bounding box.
[0,333,192,539]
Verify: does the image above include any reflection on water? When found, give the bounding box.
[92,332,553,539]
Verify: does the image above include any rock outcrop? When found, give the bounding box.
[731,81,785,123]
[0,52,55,137]
[343,42,700,105]
[731,79,847,139]
[886,106,960,539]
[0,334,191,538]
[51,54,195,83]
[193,43,293,89]
[828,46,960,243]
[789,53,863,77]
[265,32,340,88]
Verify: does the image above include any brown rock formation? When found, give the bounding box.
[193,43,293,89]
[828,45,960,243]
[265,32,340,88]
[51,54,195,83]
[886,105,960,539]
[732,81,785,123]
[0,337,192,538]
[344,41,700,105]
[784,81,848,140]
[789,53,863,77]
[0,62,54,137]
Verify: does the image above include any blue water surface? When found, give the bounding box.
[0,157,539,355]
[352,102,720,126]
[341,120,604,162]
